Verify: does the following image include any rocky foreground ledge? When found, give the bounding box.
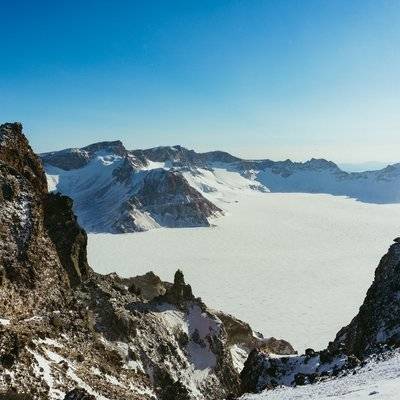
[0,122,294,399]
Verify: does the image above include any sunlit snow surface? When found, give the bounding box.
[88,188,400,353]
[241,351,400,400]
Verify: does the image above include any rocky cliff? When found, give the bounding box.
[0,123,70,316]
[114,168,221,232]
[41,141,131,171]
[131,145,241,169]
[330,238,400,357]
[0,123,293,399]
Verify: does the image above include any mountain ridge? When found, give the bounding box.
[41,140,400,234]
[41,141,400,174]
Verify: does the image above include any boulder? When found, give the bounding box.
[64,388,96,400]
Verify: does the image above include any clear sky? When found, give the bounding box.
[1,0,399,162]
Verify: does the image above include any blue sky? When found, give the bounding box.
[1,0,399,162]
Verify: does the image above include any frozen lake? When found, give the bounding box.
[88,192,400,352]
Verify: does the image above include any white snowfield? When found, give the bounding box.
[241,350,400,400]
[0,318,10,326]
[254,160,400,204]
[45,151,152,232]
[88,166,400,352]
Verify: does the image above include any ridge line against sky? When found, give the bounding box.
[39,139,395,171]
[1,0,399,162]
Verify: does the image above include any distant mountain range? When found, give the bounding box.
[41,142,400,233]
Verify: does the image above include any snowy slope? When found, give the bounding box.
[253,160,400,204]
[42,144,221,233]
[45,152,138,232]
[134,145,400,204]
[182,167,268,206]
[241,350,400,400]
[42,142,400,233]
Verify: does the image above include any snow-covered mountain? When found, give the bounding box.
[42,142,400,233]
[136,145,400,203]
[41,142,222,233]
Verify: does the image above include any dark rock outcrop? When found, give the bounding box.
[43,193,90,287]
[115,168,222,232]
[0,393,33,400]
[64,388,96,400]
[136,170,220,227]
[216,312,295,356]
[158,269,194,305]
[240,346,352,394]
[127,271,166,300]
[0,123,47,195]
[0,123,70,315]
[41,140,128,171]
[132,145,241,168]
[331,239,400,357]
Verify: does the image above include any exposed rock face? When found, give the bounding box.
[43,193,90,287]
[0,123,47,195]
[64,388,96,400]
[331,239,400,357]
[41,140,129,171]
[132,145,205,168]
[115,169,221,232]
[0,123,294,399]
[132,145,241,168]
[127,271,166,300]
[158,269,195,305]
[240,347,355,394]
[0,123,70,316]
[42,142,222,233]
[216,312,295,356]
[0,393,33,400]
